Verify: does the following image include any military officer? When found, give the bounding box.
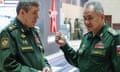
[0,0,51,72]
[74,18,82,40]
[55,1,120,72]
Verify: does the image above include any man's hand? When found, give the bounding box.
[38,70,42,72]
[55,32,66,47]
[42,67,52,72]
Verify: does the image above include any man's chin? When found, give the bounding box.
[31,26,35,28]
[87,29,92,32]
[29,25,34,28]
[32,24,35,27]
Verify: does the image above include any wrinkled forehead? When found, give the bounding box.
[83,8,96,17]
[29,6,40,11]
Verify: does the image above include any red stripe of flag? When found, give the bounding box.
[49,0,57,32]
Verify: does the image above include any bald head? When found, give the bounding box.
[84,0,104,14]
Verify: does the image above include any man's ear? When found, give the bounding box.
[19,9,25,15]
[100,14,105,22]
[102,14,105,20]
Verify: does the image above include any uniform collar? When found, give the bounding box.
[87,32,93,40]
[96,24,109,38]
[15,18,34,33]
[87,24,109,40]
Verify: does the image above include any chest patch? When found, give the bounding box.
[94,42,104,49]
[116,45,120,56]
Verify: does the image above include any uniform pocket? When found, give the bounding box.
[90,48,107,64]
[91,48,106,57]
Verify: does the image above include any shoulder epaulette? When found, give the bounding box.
[84,32,89,36]
[34,26,40,33]
[108,28,118,36]
[8,24,17,32]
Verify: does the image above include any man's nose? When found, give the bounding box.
[85,20,90,25]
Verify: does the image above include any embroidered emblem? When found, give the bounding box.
[22,46,33,51]
[82,44,85,48]
[116,45,120,51]
[79,49,84,54]
[117,52,120,55]
[100,33,104,40]
[116,45,120,56]
[34,35,40,43]
[100,33,103,37]
[78,44,85,54]
[21,34,26,38]
[94,42,104,48]
[9,26,13,30]
[1,38,9,48]
[91,49,105,55]
[22,40,28,45]
[38,45,43,49]
[91,50,104,55]
[21,28,25,32]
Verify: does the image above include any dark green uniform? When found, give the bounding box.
[60,24,120,72]
[0,18,50,72]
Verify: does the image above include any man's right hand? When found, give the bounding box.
[55,32,66,47]
[38,70,42,72]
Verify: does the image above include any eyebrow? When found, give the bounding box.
[83,15,92,18]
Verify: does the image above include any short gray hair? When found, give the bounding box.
[16,0,39,15]
[84,0,104,14]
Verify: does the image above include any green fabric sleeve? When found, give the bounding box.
[111,35,120,72]
[60,43,78,67]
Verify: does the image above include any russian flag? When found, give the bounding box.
[116,45,120,51]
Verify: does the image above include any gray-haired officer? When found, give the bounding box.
[55,1,120,72]
[0,0,51,72]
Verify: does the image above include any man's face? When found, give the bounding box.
[83,8,104,33]
[23,6,39,28]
